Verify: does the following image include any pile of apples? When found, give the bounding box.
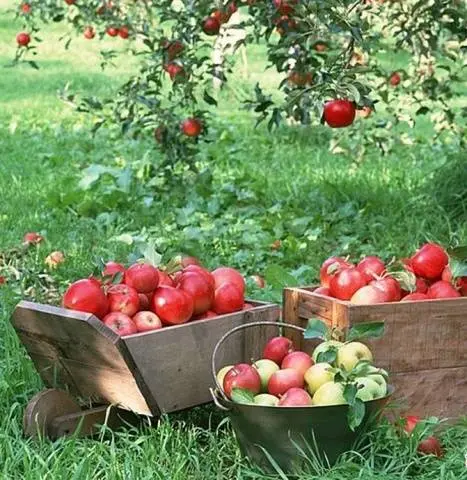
[316,242,466,305]
[217,337,387,407]
[62,258,250,336]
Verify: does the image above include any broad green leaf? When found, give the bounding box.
[450,257,467,278]
[343,383,358,405]
[304,318,330,340]
[139,240,162,267]
[348,398,365,431]
[347,322,385,342]
[351,360,373,377]
[231,388,255,405]
[447,245,467,261]
[264,264,298,290]
[316,348,338,365]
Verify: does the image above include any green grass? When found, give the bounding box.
[1,1,466,478]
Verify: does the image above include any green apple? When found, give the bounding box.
[312,340,343,363]
[312,382,346,406]
[304,362,335,395]
[363,366,388,397]
[254,393,280,406]
[253,359,280,392]
[355,377,383,401]
[336,342,373,372]
[216,365,233,388]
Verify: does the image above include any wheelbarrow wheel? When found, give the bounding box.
[23,389,81,439]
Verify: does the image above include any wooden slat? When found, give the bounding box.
[11,301,154,416]
[390,366,467,419]
[282,288,304,350]
[348,299,467,372]
[123,303,280,413]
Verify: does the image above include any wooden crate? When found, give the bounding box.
[283,287,467,420]
[11,300,280,418]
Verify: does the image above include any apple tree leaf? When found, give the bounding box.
[264,264,298,290]
[344,383,366,431]
[316,347,338,365]
[139,240,163,267]
[350,360,374,378]
[347,322,385,342]
[449,257,467,278]
[447,245,467,261]
[304,318,330,340]
[231,388,255,405]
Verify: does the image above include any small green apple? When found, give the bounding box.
[363,365,388,397]
[254,393,280,406]
[216,365,233,388]
[336,342,373,372]
[312,382,346,406]
[304,362,335,395]
[253,359,280,392]
[312,340,343,363]
[355,377,382,401]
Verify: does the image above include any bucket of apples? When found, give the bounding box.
[210,320,393,473]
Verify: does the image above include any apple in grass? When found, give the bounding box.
[254,393,279,406]
[107,284,140,317]
[124,263,159,293]
[304,362,335,394]
[103,312,137,336]
[253,359,280,392]
[133,311,162,333]
[268,368,304,396]
[336,342,373,372]
[281,351,313,377]
[312,382,346,406]
[403,415,444,458]
[279,388,313,407]
[223,363,261,399]
[262,336,294,364]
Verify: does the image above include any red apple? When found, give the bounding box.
[133,311,163,333]
[371,276,402,301]
[268,369,304,396]
[138,293,150,310]
[103,312,137,336]
[102,261,125,283]
[180,118,203,137]
[63,279,109,319]
[83,26,95,40]
[320,256,352,288]
[329,267,367,300]
[118,26,130,39]
[151,286,194,325]
[106,26,119,37]
[177,271,214,315]
[23,232,43,245]
[181,256,201,268]
[278,388,312,407]
[107,284,140,317]
[281,351,313,376]
[357,256,386,283]
[411,243,449,280]
[157,270,175,287]
[314,286,331,296]
[263,336,294,364]
[350,285,390,304]
[428,280,461,299]
[223,363,261,399]
[183,265,214,289]
[192,310,217,321]
[403,415,421,434]
[212,267,245,295]
[213,283,244,314]
[401,293,430,301]
[243,303,254,310]
[202,16,221,35]
[418,436,444,458]
[16,32,31,47]
[124,263,159,293]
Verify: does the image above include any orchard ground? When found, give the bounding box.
[0,1,466,479]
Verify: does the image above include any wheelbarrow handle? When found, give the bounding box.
[211,321,306,402]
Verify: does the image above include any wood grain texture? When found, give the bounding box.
[11,301,154,416]
[123,302,280,413]
[390,366,467,419]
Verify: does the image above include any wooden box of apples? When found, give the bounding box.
[11,257,280,438]
[283,243,467,420]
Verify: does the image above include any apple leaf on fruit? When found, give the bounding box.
[344,383,365,431]
[447,245,467,262]
[316,347,338,365]
[351,360,374,378]
[347,322,385,342]
[264,264,298,290]
[231,388,255,405]
[450,257,467,278]
[304,318,330,340]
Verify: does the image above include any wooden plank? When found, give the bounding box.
[348,300,467,372]
[123,304,280,413]
[389,366,467,419]
[11,301,154,416]
[283,288,306,350]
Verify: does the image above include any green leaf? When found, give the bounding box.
[347,322,385,342]
[264,264,298,290]
[304,318,330,340]
[203,90,218,106]
[350,360,373,378]
[231,388,255,405]
[139,240,162,267]
[449,257,467,278]
[316,348,338,365]
[348,398,365,431]
[447,245,467,261]
[343,382,358,405]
